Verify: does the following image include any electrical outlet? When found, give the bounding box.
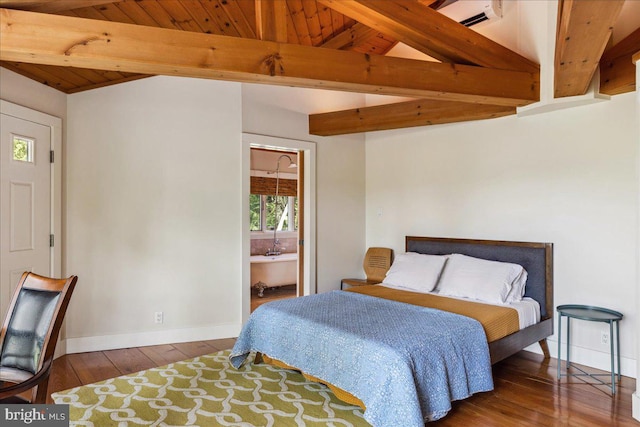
[601,331,609,345]
[154,311,163,324]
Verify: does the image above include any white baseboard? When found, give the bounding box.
[633,391,640,421]
[64,323,242,354]
[525,339,637,379]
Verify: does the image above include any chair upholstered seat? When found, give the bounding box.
[0,366,36,384]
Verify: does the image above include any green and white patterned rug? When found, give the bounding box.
[52,350,369,426]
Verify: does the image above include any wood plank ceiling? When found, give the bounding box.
[0,0,395,93]
[0,0,638,136]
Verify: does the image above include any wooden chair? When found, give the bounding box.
[0,272,77,404]
[341,247,393,289]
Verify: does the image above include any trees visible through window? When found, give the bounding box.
[250,194,261,231]
[13,136,34,162]
[250,194,298,232]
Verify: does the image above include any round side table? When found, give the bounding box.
[556,304,623,394]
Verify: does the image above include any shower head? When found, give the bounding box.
[276,154,297,170]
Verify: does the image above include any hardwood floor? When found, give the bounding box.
[433,351,636,427]
[251,284,297,312]
[47,339,636,426]
[46,338,237,404]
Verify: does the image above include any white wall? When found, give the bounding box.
[64,76,243,351]
[0,68,67,120]
[242,84,367,294]
[366,92,638,377]
[0,69,368,351]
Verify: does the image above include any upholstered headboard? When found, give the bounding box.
[405,236,553,320]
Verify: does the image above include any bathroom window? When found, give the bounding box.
[250,194,298,232]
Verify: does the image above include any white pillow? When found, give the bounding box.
[382,252,448,293]
[504,269,528,303]
[436,254,524,304]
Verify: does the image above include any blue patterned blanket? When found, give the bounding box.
[230,291,493,426]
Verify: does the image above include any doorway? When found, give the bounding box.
[249,147,300,311]
[242,134,316,323]
[0,100,62,320]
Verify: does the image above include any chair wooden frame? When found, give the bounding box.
[0,272,77,403]
[341,247,394,288]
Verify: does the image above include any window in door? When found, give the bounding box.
[12,135,34,163]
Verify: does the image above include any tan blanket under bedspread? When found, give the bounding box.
[346,285,520,343]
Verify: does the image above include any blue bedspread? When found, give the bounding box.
[230,291,493,426]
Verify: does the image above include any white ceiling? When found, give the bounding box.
[250,148,299,179]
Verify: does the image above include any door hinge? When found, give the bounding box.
[299,239,304,246]
[50,234,54,247]
[50,150,54,163]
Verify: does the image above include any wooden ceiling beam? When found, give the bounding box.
[309,99,515,136]
[599,27,640,96]
[317,0,539,73]
[417,0,441,7]
[0,0,118,13]
[0,9,539,106]
[255,0,287,43]
[554,0,625,98]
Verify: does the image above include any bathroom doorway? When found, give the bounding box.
[242,134,316,322]
[249,147,300,311]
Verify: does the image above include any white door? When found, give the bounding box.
[0,113,52,320]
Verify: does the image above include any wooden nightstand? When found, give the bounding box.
[340,278,379,290]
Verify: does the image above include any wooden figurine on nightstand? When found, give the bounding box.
[341,247,394,289]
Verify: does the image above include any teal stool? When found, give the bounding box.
[556,304,622,394]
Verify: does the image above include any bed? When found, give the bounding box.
[231,236,553,426]
[403,236,554,364]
